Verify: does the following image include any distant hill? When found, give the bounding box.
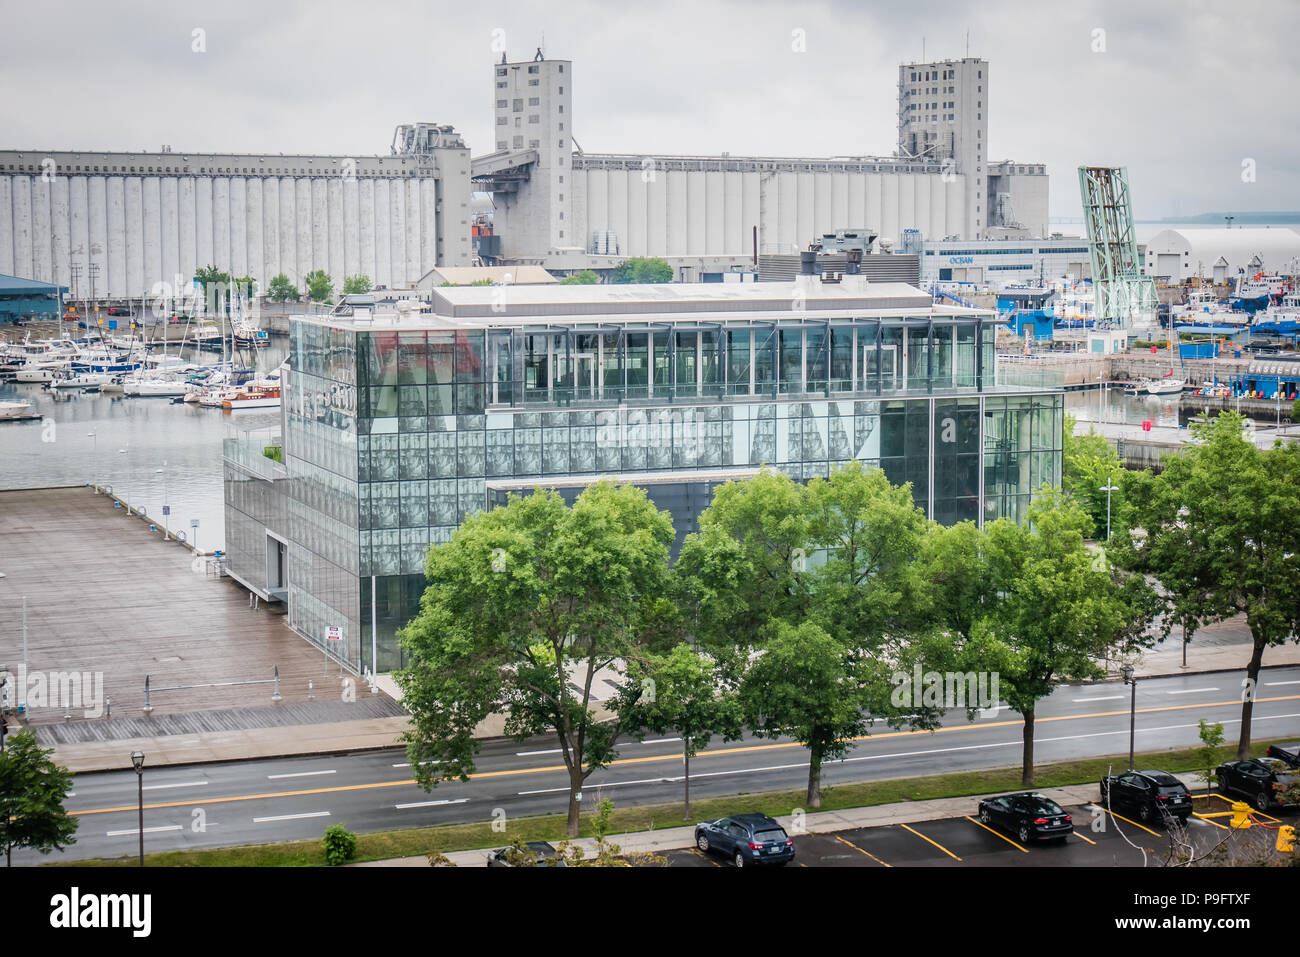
[1155,212,1300,225]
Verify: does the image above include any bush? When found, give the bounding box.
[322,823,357,865]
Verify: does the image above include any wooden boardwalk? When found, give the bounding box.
[0,486,384,725]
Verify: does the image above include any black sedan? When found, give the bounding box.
[486,841,567,867]
[1216,758,1299,811]
[694,813,795,867]
[977,793,1073,844]
[1266,742,1300,769]
[1099,770,1193,824]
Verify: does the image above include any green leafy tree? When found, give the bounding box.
[193,264,230,288]
[232,275,257,298]
[610,257,674,284]
[1195,719,1225,798]
[0,730,78,866]
[1062,412,1129,538]
[739,620,873,808]
[561,269,601,285]
[397,482,676,837]
[1112,412,1300,759]
[963,489,1159,786]
[304,269,334,303]
[267,273,299,303]
[342,275,373,295]
[617,644,742,819]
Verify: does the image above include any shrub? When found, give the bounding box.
[322,823,357,865]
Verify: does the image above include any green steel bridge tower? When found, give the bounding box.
[1078,166,1158,328]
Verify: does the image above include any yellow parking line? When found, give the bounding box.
[965,815,1028,853]
[1192,812,1229,830]
[1205,792,1282,822]
[1071,830,1098,845]
[834,834,892,867]
[899,822,962,861]
[1087,804,1161,837]
[690,848,720,867]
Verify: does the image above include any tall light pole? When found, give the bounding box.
[1099,476,1119,540]
[155,463,168,540]
[131,750,145,866]
[1120,664,1136,771]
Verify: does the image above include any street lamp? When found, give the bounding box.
[1099,476,1119,539]
[131,750,145,866]
[1120,664,1136,771]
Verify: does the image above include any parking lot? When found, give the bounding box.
[661,794,1292,867]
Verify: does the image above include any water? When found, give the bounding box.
[0,344,287,551]
[1067,384,1289,431]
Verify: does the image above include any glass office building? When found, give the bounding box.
[224,279,1063,673]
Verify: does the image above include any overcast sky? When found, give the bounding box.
[2,0,1296,221]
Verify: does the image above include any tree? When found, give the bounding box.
[963,489,1159,786]
[0,729,78,866]
[304,269,333,303]
[232,275,257,298]
[617,643,742,819]
[1062,412,1129,538]
[561,269,601,285]
[739,620,873,808]
[610,257,674,284]
[1195,719,1225,798]
[193,264,230,288]
[267,273,299,303]
[1112,412,1300,759]
[342,275,373,295]
[397,482,675,837]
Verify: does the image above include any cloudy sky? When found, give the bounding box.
[2,0,1296,221]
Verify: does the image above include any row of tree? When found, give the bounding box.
[195,265,373,305]
[396,460,1166,836]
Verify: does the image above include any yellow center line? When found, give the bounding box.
[1086,804,1161,837]
[833,833,892,866]
[68,692,1300,819]
[899,822,962,861]
[965,815,1028,852]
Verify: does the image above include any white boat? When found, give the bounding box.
[14,361,62,383]
[223,386,281,410]
[197,387,239,407]
[122,376,191,397]
[0,400,35,419]
[1145,377,1185,395]
[50,371,116,389]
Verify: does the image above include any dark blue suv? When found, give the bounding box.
[694,813,795,867]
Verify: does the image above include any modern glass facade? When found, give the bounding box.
[224,284,1063,675]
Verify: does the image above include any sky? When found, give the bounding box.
[1,0,1296,221]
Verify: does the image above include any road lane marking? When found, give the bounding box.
[1265,680,1300,686]
[899,823,962,861]
[67,694,1300,818]
[395,799,469,810]
[1166,688,1218,695]
[640,738,682,745]
[1071,830,1098,845]
[966,816,1028,853]
[1086,804,1160,837]
[267,770,336,779]
[142,781,209,791]
[833,834,891,866]
[253,811,330,823]
[1072,695,1125,703]
[689,848,720,867]
[106,825,183,837]
[517,749,563,756]
[391,760,439,768]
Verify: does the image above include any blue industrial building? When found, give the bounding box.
[0,273,67,324]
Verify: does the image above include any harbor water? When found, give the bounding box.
[0,344,287,552]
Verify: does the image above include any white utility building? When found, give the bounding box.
[1143,227,1300,283]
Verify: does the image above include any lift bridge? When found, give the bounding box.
[1078,166,1158,328]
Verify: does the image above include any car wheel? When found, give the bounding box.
[697,834,709,853]
[1217,776,1230,795]
[734,851,745,868]
[1018,823,1031,844]
[979,807,990,824]
[1138,803,1152,822]
[1253,790,1272,812]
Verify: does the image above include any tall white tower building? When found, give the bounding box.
[897,58,989,239]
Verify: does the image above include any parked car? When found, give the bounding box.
[977,793,1073,844]
[1266,742,1300,769]
[486,841,567,867]
[694,813,794,867]
[1099,770,1193,824]
[1216,758,1299,811]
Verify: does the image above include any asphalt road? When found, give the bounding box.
[18,664,1300,864]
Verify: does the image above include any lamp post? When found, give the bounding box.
[1099,476,1119,540]
[1120,664,1136,771]
[131,750,145,866]
[155,463,168,540]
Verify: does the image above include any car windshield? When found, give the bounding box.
[754,829,788,843]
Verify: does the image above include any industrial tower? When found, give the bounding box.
[1078,166,1157,327]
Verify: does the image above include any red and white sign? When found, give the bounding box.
[326,626,343,641]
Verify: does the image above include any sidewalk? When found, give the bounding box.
[30,625,1300,774]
